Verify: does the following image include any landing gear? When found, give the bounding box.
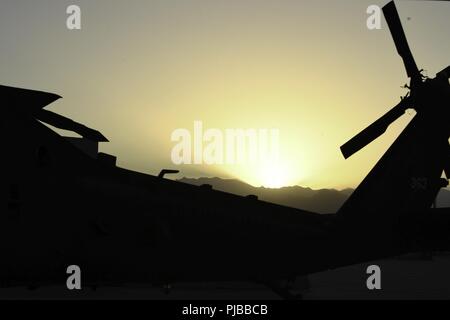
[263,278,306,300]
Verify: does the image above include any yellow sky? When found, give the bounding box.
[1,0,449,189]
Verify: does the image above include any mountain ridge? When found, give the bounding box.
[178,177,450,213]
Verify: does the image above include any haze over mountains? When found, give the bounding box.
[179,177,450,213]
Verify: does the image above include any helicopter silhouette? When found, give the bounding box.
[0,1,448,299]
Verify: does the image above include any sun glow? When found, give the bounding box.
[258,162,290,188]
[219,158,301,189]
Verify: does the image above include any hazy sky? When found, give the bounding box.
[1,0,449,189]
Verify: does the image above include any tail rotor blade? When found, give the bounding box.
[340,97,411,159]
[383,1,420,80]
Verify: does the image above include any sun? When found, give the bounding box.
[219,159,300,189]
[258,162,290,189]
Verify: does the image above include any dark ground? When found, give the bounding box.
[1,252,449,300]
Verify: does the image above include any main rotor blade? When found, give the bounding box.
[1,85,61,112]
[383,1,420,80]
[35,109,109,142]
[340,97,411,159]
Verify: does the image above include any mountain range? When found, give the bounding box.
[178,177,450,214]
